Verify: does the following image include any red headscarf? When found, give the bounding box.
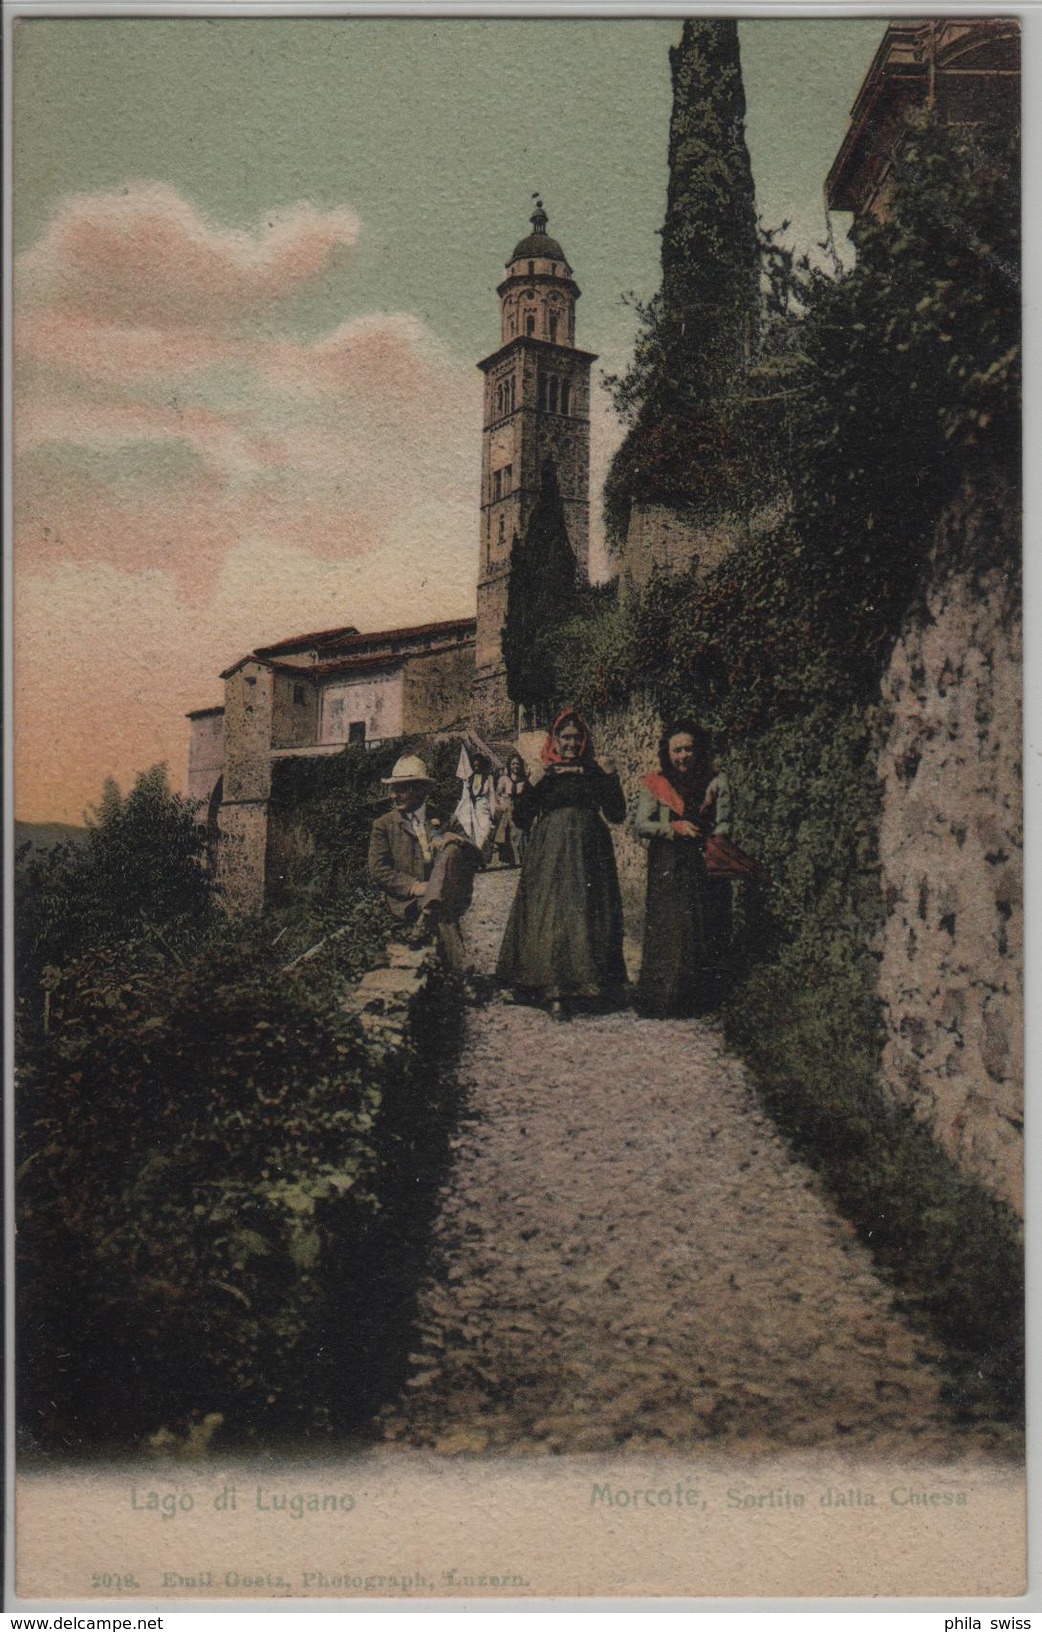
[541,707,591,765]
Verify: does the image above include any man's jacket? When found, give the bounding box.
[367,804,447,920]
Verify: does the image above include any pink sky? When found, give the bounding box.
[15,184,501,823]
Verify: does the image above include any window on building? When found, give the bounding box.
[493,469,502,501]
[526,313,535,336]
[509,374,516,411]
[537,372,547,412]
[548,376,559,413]
[293,684,307,706]
[348,721,366,745]
[498,515,505,547]
[528,260,535,277]
[503,463,513,490]
[549,312,558,342]
[561,380,571,415]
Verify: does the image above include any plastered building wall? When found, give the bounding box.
[319,671,403,744]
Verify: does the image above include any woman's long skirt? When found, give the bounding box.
[635,836,725,1016]
[496,808,627,995]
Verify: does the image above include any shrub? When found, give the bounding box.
[17,922,463,1447]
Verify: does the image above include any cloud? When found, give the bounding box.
[17,183,361,328]
[14,183,479,609]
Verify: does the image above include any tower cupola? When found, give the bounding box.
[498,197,580,346]
[473,198,596,733]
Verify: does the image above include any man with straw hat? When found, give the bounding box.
[367,753,482,974]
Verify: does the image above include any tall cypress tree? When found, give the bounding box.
[604,20,761,537]
[659,20,759,406]
[502,458,578,711]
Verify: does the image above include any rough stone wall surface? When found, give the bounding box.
[222,664,274,804]
[343,941,439,1048]
[272,672,318,750]
[402,644,475,735]
[216,800,269,916]
[619,499,785,596]
[878,564,1022,1216]
[186,712,225,807]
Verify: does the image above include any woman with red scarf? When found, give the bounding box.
[496,709,627,1019]
[633,719,732,1017]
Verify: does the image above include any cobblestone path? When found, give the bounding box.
[381,869,1008,1459]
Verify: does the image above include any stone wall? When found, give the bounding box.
[877,561,1022,1216]
[403,644,475,736]
[618,499,785,596]
[186,709,225,808]
[343,941,440,1047]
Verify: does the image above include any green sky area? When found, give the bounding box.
[15,17,884,369]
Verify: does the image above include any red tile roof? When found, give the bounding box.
[220,617,476,681]
[255,615,475,660]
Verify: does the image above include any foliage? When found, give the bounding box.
[17,911,464,1447]
[719,706,1023,1418]
[16,739,468,1450]
[629,117,1020,732]
[773,116,1020,688]
[502,458,580,711]
[537,583,640,715]
[603,20,762,542]
[605,109,1023,1415]
[16,765,215,1031]
[263,736,462,950]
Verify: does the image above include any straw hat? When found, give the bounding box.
[381,753,434,786]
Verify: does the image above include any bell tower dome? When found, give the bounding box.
[472,200,597,734]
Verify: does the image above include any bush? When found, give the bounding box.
[16,765,213,1026]
[16,741,469,1451]
[17,921,463,1447]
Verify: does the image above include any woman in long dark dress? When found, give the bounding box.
[633,720,732,1017]
[496,709,627,1019]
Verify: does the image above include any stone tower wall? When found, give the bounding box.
[217,661,274,914]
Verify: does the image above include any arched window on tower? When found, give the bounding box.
[526,313,535,337]
[537,372,547,412]
[549,311,558,343]
[509,374,516,412]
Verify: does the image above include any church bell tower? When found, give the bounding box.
[472,201,597,734]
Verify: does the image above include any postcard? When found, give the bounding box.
[6,5,1026,1607]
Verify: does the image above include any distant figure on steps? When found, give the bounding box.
[493,750,530,867]
[453,747,498,863]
